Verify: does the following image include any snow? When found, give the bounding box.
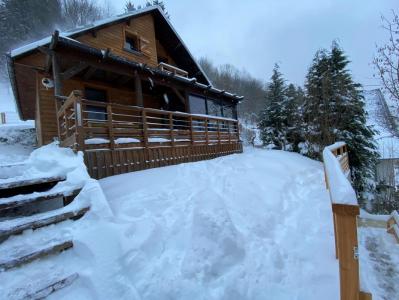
[84,138,110,145]
[360,209,390,222]
[323,147,358,205]
[359,227,399,299]
[148,137,170,142]
[114,137,141,144]
[0,123,36,166]
[1,147,341,299]
[325,141,346,152]
[363,90,399,158]
[390,210,399,225]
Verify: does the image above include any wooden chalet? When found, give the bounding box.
[7,6,243,179]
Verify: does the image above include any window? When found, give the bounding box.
[207,98,223,117]
[124,32,140,53]
[222,104,234,119]
[189,94,207,115]
[84,88,107,121]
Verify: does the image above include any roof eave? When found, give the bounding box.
[5,53,24,120]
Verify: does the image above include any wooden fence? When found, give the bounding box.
[57,91,242,179]
[0,112,5,124]
[323,142,372,300]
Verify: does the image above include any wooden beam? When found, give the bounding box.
[83,66,97,80]
[61,62,89,80]
[116,75,132,86]
[171,87,186,105]
[45,30,59,73]
[52,54,63,96]
[135,71,143,107]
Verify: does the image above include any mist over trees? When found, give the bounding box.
[198,57,265,119]
[0,0,112,79]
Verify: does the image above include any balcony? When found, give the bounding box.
[56,91,242,179]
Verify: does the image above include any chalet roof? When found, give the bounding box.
[48,35,242,101]
[9,6,212,86]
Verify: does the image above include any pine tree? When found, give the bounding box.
[146,0,169,18]
[258,64,288,150]
[303,42,379,204]
[284,84,305,152]
[125,1,136,12]
[328,43,379,204]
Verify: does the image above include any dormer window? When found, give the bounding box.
[124,32,140,53]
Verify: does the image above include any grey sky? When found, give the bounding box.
[111,0,397,89]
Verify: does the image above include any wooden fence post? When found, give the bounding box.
[142,110,148,148]
[332,203,360,300]
[107,104,114,150]
[74,92,84,152]
[0,112,5,124]
[169,112,175,146]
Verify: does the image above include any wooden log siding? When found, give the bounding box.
[58,91,242,178]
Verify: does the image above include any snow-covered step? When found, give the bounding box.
[0,239,73,270]
[0,205,89,241]
[0,187,82,212]
[7,273,78,300]
[0,176,66,198]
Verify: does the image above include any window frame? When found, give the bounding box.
[123,28,143,56]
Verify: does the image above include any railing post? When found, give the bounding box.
[0,112,6,124]
[74,92,84,152]
[189,116,194,145]
[107,104,114,150]
[205,118,209,145]
[169,112,175,146]
[332,204,360,300]
[142,110,148,148]
[217,120,221,144]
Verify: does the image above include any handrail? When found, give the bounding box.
[158,62,188,77]
[323,142,372,300]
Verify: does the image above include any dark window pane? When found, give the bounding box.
[207,98,222,117]
[85,88,107,121]
[125,34,139,52]
[223,105,234,119]
[189,94,207,115]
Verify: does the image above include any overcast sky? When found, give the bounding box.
[111,0,397,89]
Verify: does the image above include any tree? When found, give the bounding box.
[0,0,63,79]
[125,1,136,12]
[284,84,305,152]
[61,0,108,29]
[258,64,289,150]
[373,11,399,103]
[304,42,379,204]
[124,0,169,18]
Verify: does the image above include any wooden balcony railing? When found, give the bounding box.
[57,90,240,152]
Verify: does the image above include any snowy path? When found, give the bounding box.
[96,149,339,300]
[359,227,399,300]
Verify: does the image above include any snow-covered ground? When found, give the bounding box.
[0,123,36,167]
[359,227,399,299]
[1,147,340,299]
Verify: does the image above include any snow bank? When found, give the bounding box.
[0,123,36,166]
[323,147,357,205]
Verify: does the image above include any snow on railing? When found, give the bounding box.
[323,144,357,205]
[322,142,372,300]
[387,210,399,243]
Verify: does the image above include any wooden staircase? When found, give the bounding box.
[0,173,89,299]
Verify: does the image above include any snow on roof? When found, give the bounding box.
[10,6,160,58]
[363,89,399,159]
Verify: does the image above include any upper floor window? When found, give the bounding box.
[124,32,140,53]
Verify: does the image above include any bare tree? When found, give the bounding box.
[61,0,111,29]
[373,11,399,102]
